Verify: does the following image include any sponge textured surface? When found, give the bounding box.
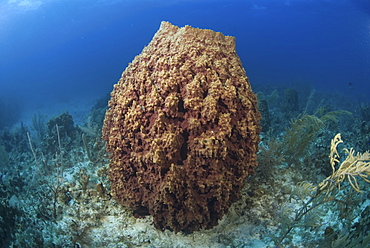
[102,21,261,232]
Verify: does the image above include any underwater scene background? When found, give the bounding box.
[0,0,370,247]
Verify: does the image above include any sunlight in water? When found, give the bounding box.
[17,0,42,10]
[7,0,43,11]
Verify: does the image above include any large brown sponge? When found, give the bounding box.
[102,21,261,232]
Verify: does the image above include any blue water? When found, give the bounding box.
[1,1,370,246]
[1,0,369,125]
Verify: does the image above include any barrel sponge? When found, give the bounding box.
[102,21,261,232]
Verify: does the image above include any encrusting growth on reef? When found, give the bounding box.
[102,21,261,232]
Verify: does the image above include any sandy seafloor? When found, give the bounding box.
[13,97,273,247]
[2,89,370,248]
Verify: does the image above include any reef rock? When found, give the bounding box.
[102,21,261,232]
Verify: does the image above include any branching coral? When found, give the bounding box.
[318,133,370,193]
[275,133,370,247]
[283,110,351,160]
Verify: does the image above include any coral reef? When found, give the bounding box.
[258,99,271,132]
[42,112,82,156]
[274,133,370,247]
[282,88,299,117]
[1,83,369,247]
[283,109,351,162]
[102,21,261,232]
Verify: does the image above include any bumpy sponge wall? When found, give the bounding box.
[102,21,261,232]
